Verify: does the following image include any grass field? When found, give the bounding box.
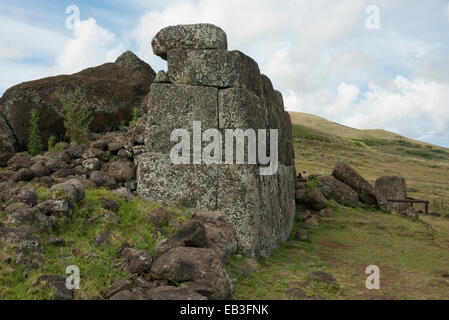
[231,112,449,300]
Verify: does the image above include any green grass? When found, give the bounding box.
[232,203,449,300]
[0,188,190,300]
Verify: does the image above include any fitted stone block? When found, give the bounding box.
[167,49,262,96]
[137,152,218,210]
[145,83,218,155]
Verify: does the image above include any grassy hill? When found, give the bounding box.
[231,112,449,300]
[289,111,449,213]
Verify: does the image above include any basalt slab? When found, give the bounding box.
[167,49,262,96]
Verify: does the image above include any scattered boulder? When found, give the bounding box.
[107,142,123,152]
[30,161,52,178]
[0,226,43,255]
[303,216,319,229]
[302,210,313,222]
[303,188,327,211]
[6,207,55,230]
[89,171,116,189]
[101,210,121,224]
[318,208,336,218]
[7,153,33,170]
[146,207,175,227]
[113,187,133,201]
[47,237,66,247]
[154,238,183,256]
[0,152,14,167]
[375,176,409,212]
[66,145,85,159]
[294,229,310,242]
[98,198,120,212]
[13,168,35,182]
[14,186,38,206]
[173,221,207,248]
[332,161,378,205]
[318,176,359,207]
[121,247,153,274]
[36,275,74,300]
[105,280,132,299]
[92,231,111,247]
[51,179,85,203]
[151,248,196,282]
[108,160,135,182]
[193,210,237,263]
[36,198,73,217]
[82,158,101,171]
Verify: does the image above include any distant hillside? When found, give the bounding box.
[289,112,449,162]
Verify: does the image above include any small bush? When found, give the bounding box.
[53,87,93,145]
[129,107,142,128]
[27,109,43,156]
[47,136,64,155]
[119,120,126,132]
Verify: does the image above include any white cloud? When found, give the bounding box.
[52,17,125,75]
[446,3,449,21]
[0,13,67,62]
[332,76,449,140]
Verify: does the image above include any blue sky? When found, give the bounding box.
[1,0,449,147]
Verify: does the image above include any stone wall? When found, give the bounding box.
[137,24,296,257]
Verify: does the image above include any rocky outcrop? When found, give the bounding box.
[137,24,296,257]
[332,161,379,206]
[375,176,409,212]
[318,176,359,207]
[0,51,155,151]
[0,114,16,152]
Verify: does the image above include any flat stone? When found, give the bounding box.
[168,49,262,96]
[152,24,227,60]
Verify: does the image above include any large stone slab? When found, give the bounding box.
[375,176,409,212]
[152,24,228,60]
[218,87,266,164]
[145,83,218,155]
[167,49,262,96]
[258,165,296,257]
[332,161,379,205]
[216,164,261,256]
[137,152,218,210]
[318,175,359,207]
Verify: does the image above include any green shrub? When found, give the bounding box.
[119,120,126,132]
[27,109,43,156]
[129,107,143,128]
[47,136,64,155]
[47,135,56,152]
[53,87,93,145]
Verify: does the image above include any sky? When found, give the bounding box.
[1,0,449,147]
